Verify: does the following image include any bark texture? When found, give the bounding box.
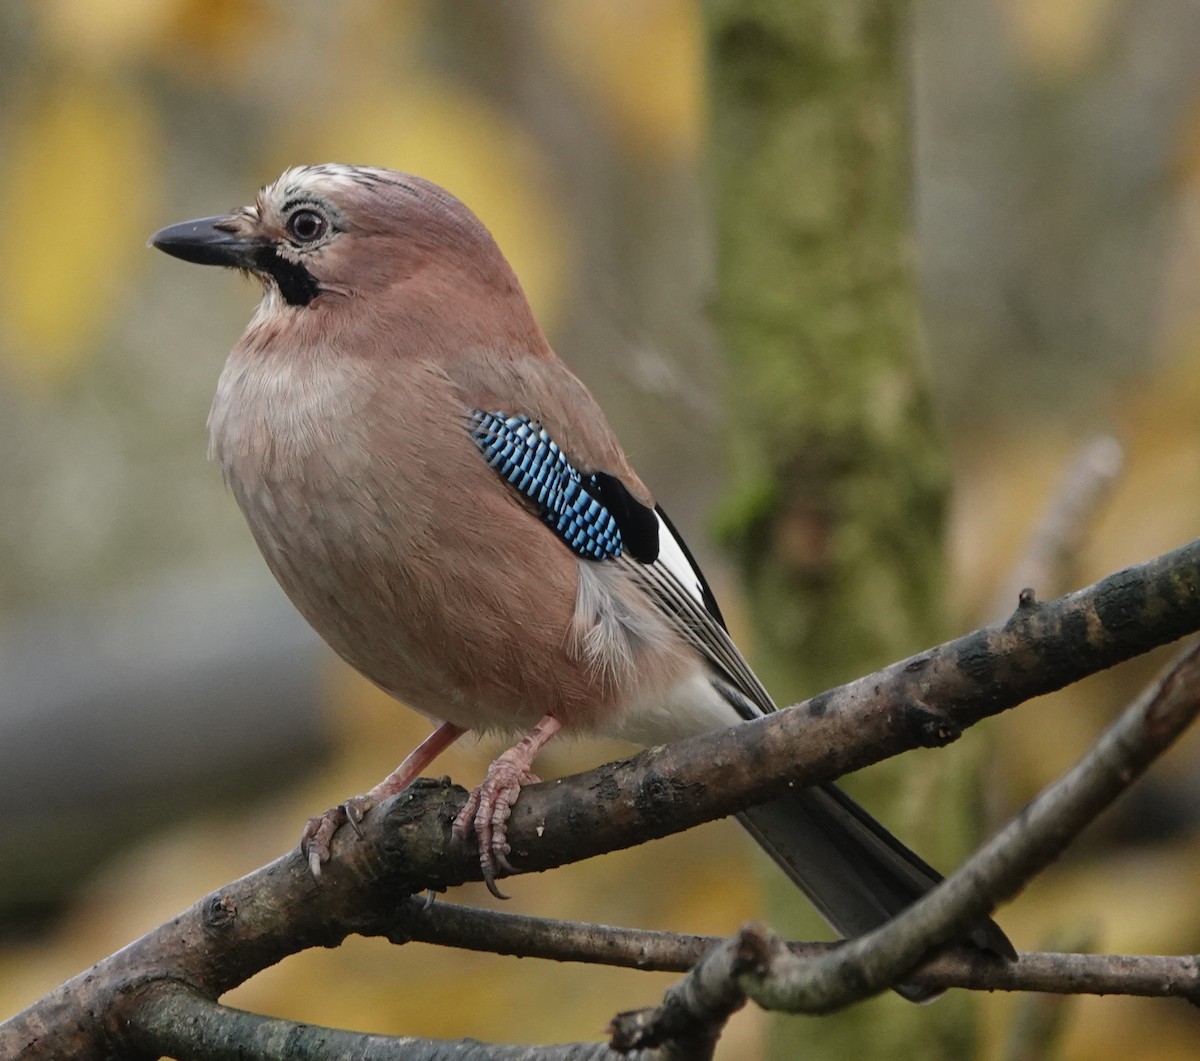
[700,1,975,1055]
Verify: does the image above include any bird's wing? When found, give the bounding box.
[457,394,773,719]
[621,505,777,719]
[466,409,659,563]
[448,349,773,715]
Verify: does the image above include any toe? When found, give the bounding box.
[452,789,481,840]
[299,804,351,879]
[343,795,375,837]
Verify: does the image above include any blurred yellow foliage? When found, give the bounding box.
[1008,0,1118,77]
[0,78,156,386]
[38,0,178,65]
[541,0,702,158]
[38,0,274,79]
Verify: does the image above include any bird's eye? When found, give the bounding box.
[286,209,327,243]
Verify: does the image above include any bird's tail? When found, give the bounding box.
[738,782,1014,1001]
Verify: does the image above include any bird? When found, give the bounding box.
[150,164,1013,993]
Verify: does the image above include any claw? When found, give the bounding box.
[345,797,372,837]
[299,795,375,878]
[483,866,509,901]
[300,806,344,877]
[493,846,517,876]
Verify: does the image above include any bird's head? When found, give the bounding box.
[150,164,527,317]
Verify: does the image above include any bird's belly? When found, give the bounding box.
[231,471,650,737]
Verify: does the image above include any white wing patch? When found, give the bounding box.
[654,510,707,609]
[620,508,778,720]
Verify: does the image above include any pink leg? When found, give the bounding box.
[452,714,563,898]
[302,720,465,876]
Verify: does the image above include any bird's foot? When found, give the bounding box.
[300,794,376,877]
[452,757,541,899]
[299,721,468,879]
[451,715,562,897]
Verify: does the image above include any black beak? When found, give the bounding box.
[151,213,321,307]
[149,216,264,269]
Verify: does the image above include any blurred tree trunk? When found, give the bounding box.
[702,2,984,1057]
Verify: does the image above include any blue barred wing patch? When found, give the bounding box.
[469,411,624,561]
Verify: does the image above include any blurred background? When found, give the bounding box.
[1,1,1200,1058]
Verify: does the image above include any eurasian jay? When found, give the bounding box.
[151,165,1012,981]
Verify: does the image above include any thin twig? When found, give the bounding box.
[1001,924,1099,1061]
[386,898,1200,1001]
[131,981,668,1061]
[613,640,1200,1045]
[990,434,1124,618]
[387,896,721,970]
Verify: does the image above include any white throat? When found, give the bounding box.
[208,337,374,483]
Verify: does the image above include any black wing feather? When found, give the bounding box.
[591,472,660,564]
